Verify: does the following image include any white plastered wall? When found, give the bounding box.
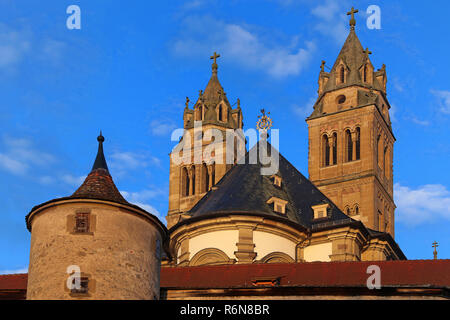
[303,242,332,262]
[188,230,239,260]
[253,231,296,260]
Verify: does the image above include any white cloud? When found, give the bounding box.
[0,24,30,70]
[109,151,161,179]
[173,16,316,78]
[120,189,166,222]
[38,175,55,185]
[389,104,398,123]
[0,136,55,175]
[431,89,450,114]
[150,119,177,137]
[311,0,349,44]
[0,267,28,275]
[61,174,86,187]
[0,153,28,175]
[292,96,316,119]
[410,116,429,126]
[40,39,66,65]
[395,183,450,226]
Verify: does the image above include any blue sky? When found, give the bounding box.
[0,0,449,273]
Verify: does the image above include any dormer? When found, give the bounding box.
[266,197,288,214]
[312,203,329,219]
[270,174,282,188]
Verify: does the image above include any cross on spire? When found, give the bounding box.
[347,7,359,29]
[432,241,439,260]
[363,47,372,60]
[210,52,220,74]
[210,52,220,64]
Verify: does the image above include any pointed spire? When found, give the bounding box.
[71,132,128,204]
[92,131,109,172]
[203,52,226,108]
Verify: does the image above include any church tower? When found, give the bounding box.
[306,8,395,237]
[166,53,245,229]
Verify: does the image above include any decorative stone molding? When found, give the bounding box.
[257,252,295,264]
[189,248,236,266]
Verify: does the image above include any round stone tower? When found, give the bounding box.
[26,134,168,300]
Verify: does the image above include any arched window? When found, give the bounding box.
[332,132,337,165]
[218,105,223,121]
[200,105,204,120]
[355,205,359,215]
[202,163,209,193]
[191,167,196,195]
[340,66,345,83]
[182,167,189,197]
[383,146,388,177]
[322,135,330,166]
[355,127,361,160]
[345,129,353,162]
[346,207,351,215]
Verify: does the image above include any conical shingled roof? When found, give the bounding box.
[185,140,352,230]
[71,134,128,205]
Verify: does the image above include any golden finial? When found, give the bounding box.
[256,108,273,131]
[432,241,439,260]
[185,97,190,108]
[347,7,359,29]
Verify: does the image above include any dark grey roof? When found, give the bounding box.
[92,133,109,172]
[186,141,351,229]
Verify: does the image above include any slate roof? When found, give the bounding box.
[174,139,405,259]
[184,140,352,230]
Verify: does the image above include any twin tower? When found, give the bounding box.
[25,10,395,299]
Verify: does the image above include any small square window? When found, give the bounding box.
[266,196,288,215]
[312,203,330,220]
[71,277,89,294]
[75,213,90,233]
[271,175,282,188]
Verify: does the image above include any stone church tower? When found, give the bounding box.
[166,53,245,229]
[26,134,167,299]
[306,9,395,237]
